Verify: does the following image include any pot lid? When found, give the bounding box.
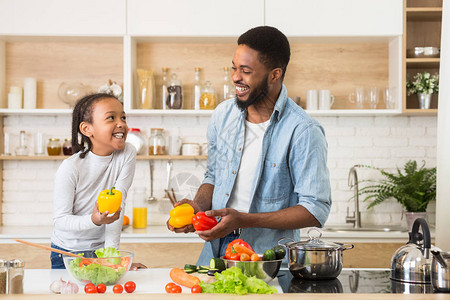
[286,228,344,250]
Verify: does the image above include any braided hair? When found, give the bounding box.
[71,93,120,158]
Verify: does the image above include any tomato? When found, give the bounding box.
[96,284,106,294]
[191,284,202,293]
[124,281,136,293]
[84,283,97,294]
[170,285,182,293]
[165,282,176,293]
[113,284,123,294]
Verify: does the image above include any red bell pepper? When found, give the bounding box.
[191,212,218,231]
[224,239,255,261]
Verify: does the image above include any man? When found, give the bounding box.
[168,26,331,265]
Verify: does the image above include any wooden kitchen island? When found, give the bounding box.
[0,268,448,299]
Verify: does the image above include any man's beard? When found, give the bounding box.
[235,74,269,112]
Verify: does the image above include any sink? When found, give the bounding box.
[322,225,408,233]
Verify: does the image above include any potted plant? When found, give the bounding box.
[406,72,439,109]
[358,160,436,230]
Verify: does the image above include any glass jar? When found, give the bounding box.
[137,69,155,109]
[148,128,166,155]
[132,187,147,229]
[8,259,24,294]
[166,73,183,109]
[62,138,72,156]
[200,81,217,109]
[0,259,7,294]
[14,131,28,156]
[47,138,61,156]
[222,66,236,101]
[126,128,145,155]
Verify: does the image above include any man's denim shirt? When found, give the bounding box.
[197,85,332,265]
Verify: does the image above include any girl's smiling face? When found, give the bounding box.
[80,97,128,156]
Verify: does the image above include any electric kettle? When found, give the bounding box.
[391,218,434,283]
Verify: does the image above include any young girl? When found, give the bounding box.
[50,93,141,269]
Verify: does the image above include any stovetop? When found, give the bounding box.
[276,269,435,294]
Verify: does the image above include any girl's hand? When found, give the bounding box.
[91,202,122,225]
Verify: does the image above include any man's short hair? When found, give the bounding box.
[238,26,291,80]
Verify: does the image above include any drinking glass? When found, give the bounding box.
[368,87,379,109]
[383,87,396,109]
[348,87,365,109]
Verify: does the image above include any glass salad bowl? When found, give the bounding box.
[221,255,282,283]
[63,250,134,285]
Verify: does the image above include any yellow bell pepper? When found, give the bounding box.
[98,187,122,214]
[168,203,195,228]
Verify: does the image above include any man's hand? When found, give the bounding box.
[166,199,201,233]
[196,208,242,241]
[91,202,121,226]
[130,262,147,270]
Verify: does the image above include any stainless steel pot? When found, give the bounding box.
[279,228,354,280]
[431,250,450,292]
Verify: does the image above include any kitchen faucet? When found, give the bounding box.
[346,165,362,228]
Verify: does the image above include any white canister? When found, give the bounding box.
[182,143,200,156]
[8,86,22,109]
[23,78,37,109]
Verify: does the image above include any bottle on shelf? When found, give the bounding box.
[194,67,201,110]
[161,67,169,110]
[166,73,183,109]
[137,69,155,109]
[132,187,148,229]
[200,81,217,110]
[222,67,236,102]
[148,128,166,155]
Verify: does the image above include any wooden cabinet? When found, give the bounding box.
[402,0,442,114]
[127,0,264,36]
[0,0,126,36]
[265,0,402,37]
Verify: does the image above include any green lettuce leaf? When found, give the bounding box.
[199,267,277,295]
[95,247,120,265]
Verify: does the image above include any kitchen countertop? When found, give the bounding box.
[0,225,434,244]
[0,268,448,299]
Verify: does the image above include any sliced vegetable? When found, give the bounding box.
[197,269,209,274]
[169,268,201,288]
[209,258,226,271]
[192,212,218,231]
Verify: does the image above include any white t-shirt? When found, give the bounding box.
[51,143,136,251]
[227,120,270,212]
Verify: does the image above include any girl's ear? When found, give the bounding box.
[79,121,93,137]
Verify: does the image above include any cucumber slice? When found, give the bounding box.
[184,264,198,270]
[198,265,210,270]
[210,258,226,271]
[184,269,196,274]
[208,269,220,276]
[197,269,209,274]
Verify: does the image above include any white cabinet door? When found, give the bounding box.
[265,0,402,37]
[0,0,126,36]
[127,0,264,36]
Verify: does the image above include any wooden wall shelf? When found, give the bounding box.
[406,7,442,21]
[405,58,440,69]
[402,108,438,115]
[0,155,207,161]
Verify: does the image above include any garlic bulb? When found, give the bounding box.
[60,280,79,294]
[49,277,66,294]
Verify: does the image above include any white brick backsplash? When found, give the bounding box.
[337,136,373,147]
[409,137,438,147]
[1,115,438,227]
[410,116,437,127]
[374,137,408,147]
[392,147,426,158]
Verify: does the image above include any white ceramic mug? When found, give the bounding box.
[182,143,200,156]
[306,90,318,110]
[167,136,183,155]
[318,90,335,110]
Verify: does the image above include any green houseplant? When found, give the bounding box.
[359,160,436,212]
[358,160,436,229]
[406,72,439,109]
